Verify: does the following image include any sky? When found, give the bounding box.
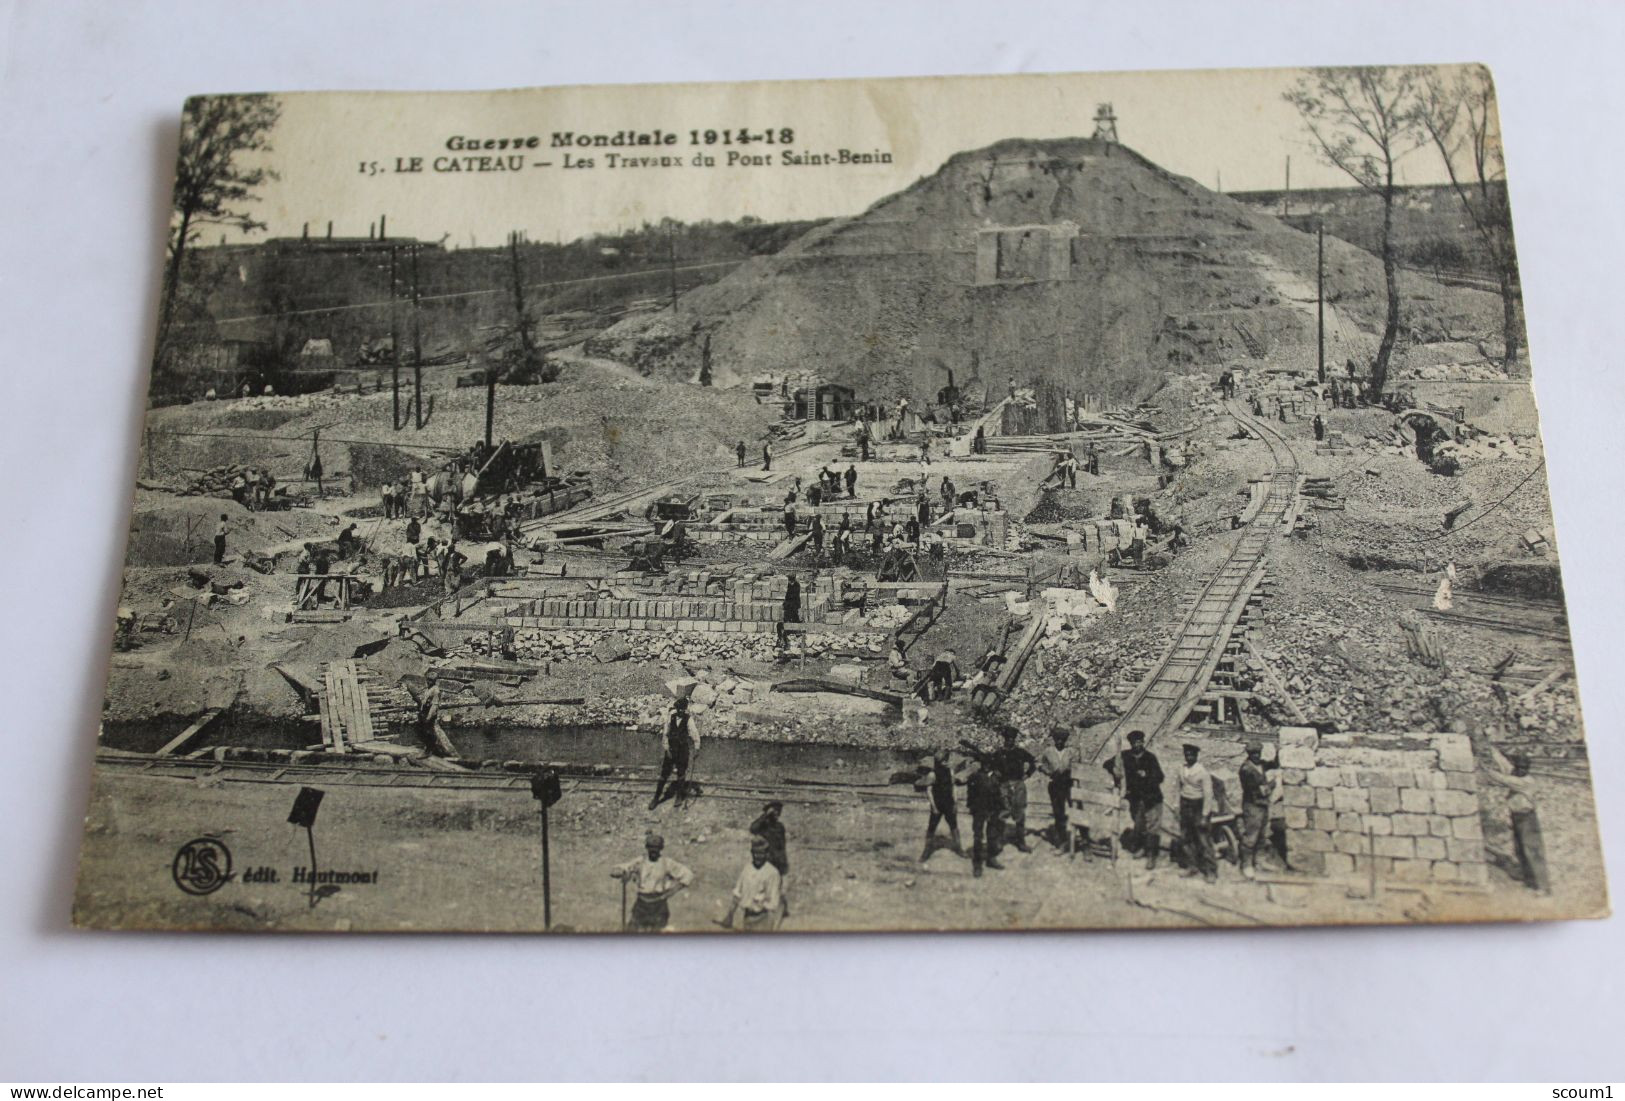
[201,65,1490,248]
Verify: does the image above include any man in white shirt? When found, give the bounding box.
[722,837,782,931]
[1486,750,1551,895]
[1176,743,1219,883]
[611,833,694,932]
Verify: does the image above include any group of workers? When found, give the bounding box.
[228,468,278,510]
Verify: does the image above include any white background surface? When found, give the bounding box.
[1,0,1621,1082]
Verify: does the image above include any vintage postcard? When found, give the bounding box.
[75,66,1607,933]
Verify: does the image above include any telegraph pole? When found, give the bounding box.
[1317,220,1326,384]
[485,363,497,451]
[411,244,424,429]
[390,245,401,431]
[667,224,678,313]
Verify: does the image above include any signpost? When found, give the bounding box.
[287,786,325,909]
[530,769,562,928]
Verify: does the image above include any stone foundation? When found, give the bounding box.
[1278,726,1487,886]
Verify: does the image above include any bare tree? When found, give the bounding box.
[155,94,281,373]
[1285,67,1430,397]
[1416,66,1521,369]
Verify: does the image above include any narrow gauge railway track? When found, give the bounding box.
[1087,399,1300,764]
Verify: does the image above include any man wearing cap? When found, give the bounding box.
[750,800,791,921]
[991,725,1037,853]
[918,750,965,863]
[1104,730,1166,868]
[1486,749,1551,895]
[1175,743,1219,883]
[1037,727,1080,850]
[1237,740,1279,879]
[612,833,694,932]
[963,758,1006,877]
[650,695,701,810]
[721,837,783,931]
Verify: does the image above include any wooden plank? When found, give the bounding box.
[156,708,224,757]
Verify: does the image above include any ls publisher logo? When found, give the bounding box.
[172,836,233,895]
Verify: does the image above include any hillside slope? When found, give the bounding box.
[588,137,1506,406]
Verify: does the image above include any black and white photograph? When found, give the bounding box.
[71,65,1608,935]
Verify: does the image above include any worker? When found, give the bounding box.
[844,464,858,499]
[810,514,825,555]
[405,515,421,547]
[440,539,466,595]
[749,800,791,921]
[381,480,396,519]
[833,515,852,564]
[1086,442,1100,476]
[972,425,986,455]
[918,750,965,862]
[928,648,961,701]
[963,758,1005,877]
[308,450,324,496]
[1038,726,1079,850]
[1219,369,1234,399]
[1250,394,1263,417]
[414,681,446,756]
[1175,743,1219,883]
[762,441,773,471]
[259,468,275,509]
[721,837,782,931]
[904,516,921,546]
[782,494,797,539]
[612,833,693,933]
[229,472,248,506]
[1486,750,1551,895]
[920,438,931,466]
[1104,730,1165,868]
[336,523,358,558]
[1237,741,1279,879]
[916,494,931,530]
[1007,375,1017,401]
[213,514,228,565]
[736,440,746,468]
[1312,413,1326,442]
[1276,398,1287,424]
[782,574,801,624]
[650,695,700,810]
[992,725,1036,853]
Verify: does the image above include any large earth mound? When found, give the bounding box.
[588,137,1505,406]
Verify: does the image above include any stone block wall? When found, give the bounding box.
[496,569,873,633]
[1278,727,1487,886]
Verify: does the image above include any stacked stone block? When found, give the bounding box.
[1278,726,1486,886]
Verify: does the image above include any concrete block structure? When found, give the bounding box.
[1278,726,1487,886]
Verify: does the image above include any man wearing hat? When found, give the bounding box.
[1175,743,1219,883]
[991,725,1037,853]
[963,757,1006,877]
[1037,727,1080,849]
[721,836,783,931]
[650,695,701,810]
[612,832,694,932]
[918,749,965,863]
[1237,740,1279,879]
[1486,749,1551,895]
[750,800,791,921]
[1104,729,1166,868]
